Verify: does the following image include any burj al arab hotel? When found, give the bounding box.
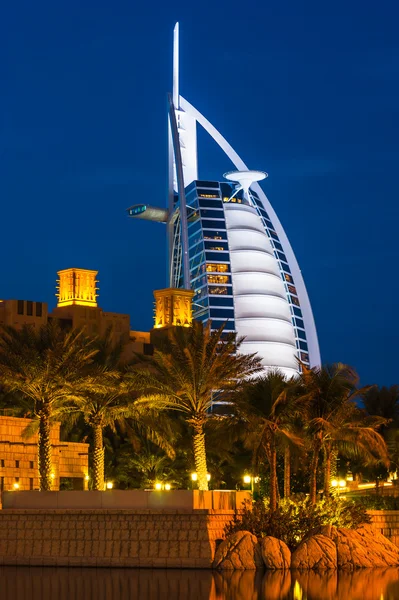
[128,24,320,377]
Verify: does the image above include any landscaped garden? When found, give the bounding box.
[0,319,398,540]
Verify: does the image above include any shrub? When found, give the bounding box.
[352,495,399,511]
[225,497,371,551]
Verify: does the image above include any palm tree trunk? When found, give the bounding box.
[92,425,105,491]
[269,446,278,511]
[284,446,291,499]
[324,444,332,497]
[192,421,208,491]
[38,413,52,491]
[310,449,319,504]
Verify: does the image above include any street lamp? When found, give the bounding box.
[243,474,257,494]
[190,472,211,488]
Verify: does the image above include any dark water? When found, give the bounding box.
[0,566,398,599]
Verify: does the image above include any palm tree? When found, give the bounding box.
[130,321,262,491]
[66,377,176,491]
[0,322,98,490]
[296,363,389,502]
[64,330,176,491]
[362,385,399,479]
[235,372,303,511]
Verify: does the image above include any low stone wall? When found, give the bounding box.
[0,508,235,568]
[2,489,250,511]
[369,511,399,547]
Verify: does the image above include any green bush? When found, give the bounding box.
[352,495,399,511]
[225,497,371,551]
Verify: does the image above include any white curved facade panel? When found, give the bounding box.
[237,318,295,344]
[229,251,281,277]
[227,229,275,255]
[234,296,292,320]
[224,202,298,374]
[224,206,265,233]
[239,341,298,378]
[233,273,286,299]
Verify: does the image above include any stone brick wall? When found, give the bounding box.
[0,416,88,495]
[0,509,235,568]
[369,510,399,546]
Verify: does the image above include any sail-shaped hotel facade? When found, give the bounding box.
[128,24,320,377]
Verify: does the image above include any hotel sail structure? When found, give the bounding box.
[128,23,321,378]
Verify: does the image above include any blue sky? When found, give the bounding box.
[1,0,398,385]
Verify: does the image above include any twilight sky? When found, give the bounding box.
[1,0,398,385]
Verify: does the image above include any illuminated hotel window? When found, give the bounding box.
[301,352,310,362]
[198,193,219,199]
[206,263,229,273]
[288,285,297,294]
[209,286,228,295]
[284,273,293,283]
[205,241,228,251]
[291,296,300,307]
[208,274,230,284]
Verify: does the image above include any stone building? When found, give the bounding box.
[0,416,88,493]
[0,269,196,496]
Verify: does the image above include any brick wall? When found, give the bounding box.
[369,511,399,546]
[0,509,235,568]
[0,416,88,494]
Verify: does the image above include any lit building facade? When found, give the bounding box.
[127,24,321,377]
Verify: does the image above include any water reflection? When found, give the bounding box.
[0,566,399,599]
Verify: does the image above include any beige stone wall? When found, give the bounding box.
[0,509,235,568]
[0,417,88,494]
[369,510,399,547]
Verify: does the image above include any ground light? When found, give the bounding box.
[13,482,19,490]
[243,475,259,493]
[190,473,211,488]
[106,481,114,490]
[154,482,171,491]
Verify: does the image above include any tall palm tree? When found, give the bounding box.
[296,363,389,502]
[64,330,176,491]
[235,372,303,511]
[66,378,176,491]
[0,322,98,490]
[362,385,399,478]
[130,321,262,491]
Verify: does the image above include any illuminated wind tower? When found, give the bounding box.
[56,268,99,308]
[127,23,321,377]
